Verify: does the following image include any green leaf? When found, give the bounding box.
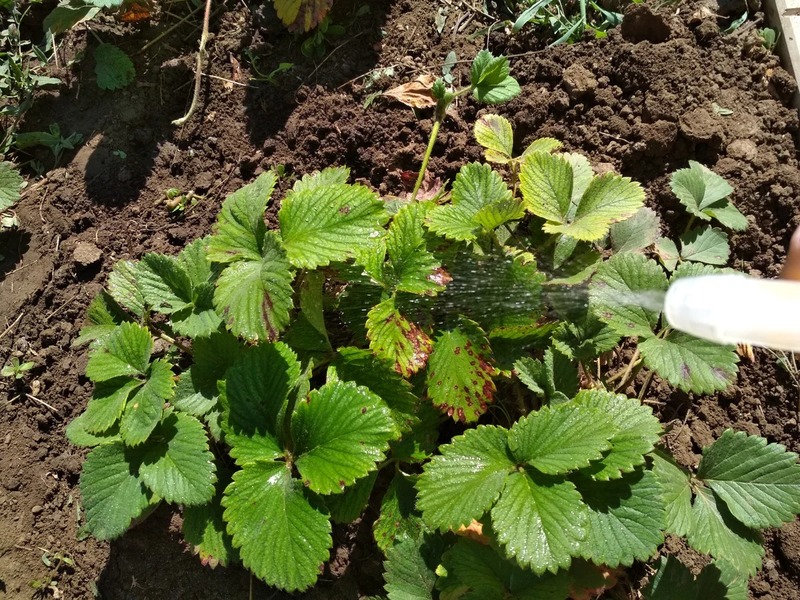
[670,261,732,281]
[279,182,388,269]
[470,51,521,104]
[514,347,578,406]
[589,253,667,338]
[330,347,419,434]
[654,237,679,272]
[94,44,135,90]
[86,322,152,382]
[609,207,661,253]
[439,252,545,331]
[374,473,427,552]
[508,403,615,475]
[80,442,151,540]
[417,426,515,531]
[670,161,746,231]
[83,377,142,433]
[440,538,571,599]
[679,227,730,265]
[521,154,644,241]
[137,253,193,314]
[644,556,745,600]
[366,296,433,377]
[0,161,24,211]
[139,412,216,505]
[207,172,276,263]
[576,469,665,567]
[222,343,301,465]
[74,291,132,347]
[66,412,120,448]
[639,331,738,394]
[573,390,662,480]
[43,4,101,35]
[521,137,563,158]
[687,486,764,577]
[325,472,377,523]
[426,163,512,241]
[213,232,294,342]
[427,322,497,422]
[386,202,444,296]
[697,429,800,528]
[651,451,694,537]
[491,469,585,574]
[474,114,514,163]
[705,202,748,232]
[119,359,174,446]
[291,166,350,193]
[292,380,396,495]
[384,538,440,600]
[222,461,331,591]
[107,260,146,317]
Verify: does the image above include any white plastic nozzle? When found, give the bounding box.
[664,274,800,352]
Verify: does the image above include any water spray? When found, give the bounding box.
[664,274,800,352]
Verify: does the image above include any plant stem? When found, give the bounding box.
[684,214,696,233]
[410,118,441,202]
[172,0,212,126]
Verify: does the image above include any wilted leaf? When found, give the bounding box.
[274,0,334,32]
[383,74,438,109]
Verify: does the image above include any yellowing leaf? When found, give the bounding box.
[383,74,438,109]
[274,0,333,32]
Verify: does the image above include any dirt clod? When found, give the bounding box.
[621,4,671,43]
[72,241,102,267]
[562,64,597,99]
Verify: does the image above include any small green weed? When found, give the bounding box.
[1,356,35,379]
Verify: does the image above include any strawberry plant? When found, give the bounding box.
[68,102,800,596]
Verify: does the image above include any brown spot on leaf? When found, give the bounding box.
[427,267,453,287]
[339,205,351,215]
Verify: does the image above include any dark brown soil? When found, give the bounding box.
[1,0,799,598]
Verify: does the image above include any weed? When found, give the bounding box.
[14,124,82,168]
[1,356,34,379]
[759,27,779,52]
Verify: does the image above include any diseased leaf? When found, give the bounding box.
[279,182,389,269]
[589,253,668,339]
[366,296,432,377]
[639,331,738,394]
[80,442,151,540]
[383,74,438,109]
[183,488,237,568]
[274,0,334,32]
[679,227,730,265]
[427,321,497,422]
[222,462,331,591]
[292,381,396,495]
[508,403,616,475]
[139,412,216,505]
[94,44,135,90]
[417,426,515,531]
[687,486,764,577]
[474,114,514,164]
[491,469,586,574]
[697,429,800,529]
[577,469,665,567]
[213,232,294,342]
[654,237,679,272]
[373,473,427,552]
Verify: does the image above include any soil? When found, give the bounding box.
[1,0,800,598]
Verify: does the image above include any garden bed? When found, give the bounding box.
[1,0,800,597]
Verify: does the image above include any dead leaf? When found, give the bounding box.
[383,74,438,109]
[456,520,490,544]
[274,0,333,32]
[737,343,755,362]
